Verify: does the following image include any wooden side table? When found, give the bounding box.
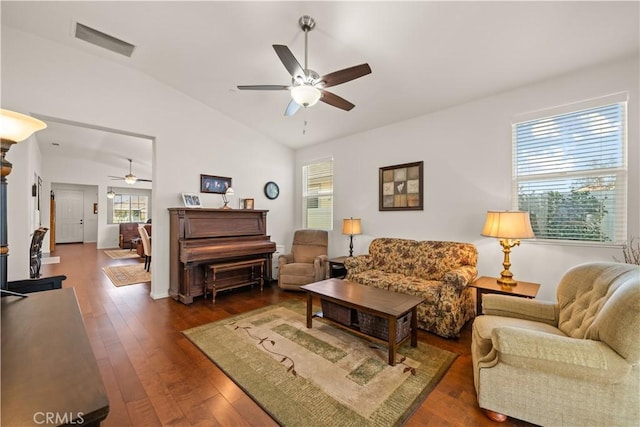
[469,276,540,315]
[329,256,348,279]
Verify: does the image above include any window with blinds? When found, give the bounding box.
[302,159,334,230]
[513,101,627,244]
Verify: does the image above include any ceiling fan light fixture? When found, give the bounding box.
[237,15,371,115]
[124,174,137,185]
[291,85,321,107]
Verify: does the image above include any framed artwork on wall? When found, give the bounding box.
[379,161,424,211]
[200,174,232,194]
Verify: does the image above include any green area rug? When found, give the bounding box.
[183,300,457,426]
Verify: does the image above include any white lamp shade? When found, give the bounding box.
[482,211,535,239]
[107,189,116,199]
[124,174,137,185]
[291,85,321,107]
[0,109,47,142]
[225,187,234,196]
[342,218,362,235]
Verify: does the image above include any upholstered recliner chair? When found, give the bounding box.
[472,262,640,426]
[278,230,328,290]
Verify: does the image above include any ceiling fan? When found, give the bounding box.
[237,15,372,116]
[109,158,151,184]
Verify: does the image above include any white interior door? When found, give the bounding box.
[56,190,84,243]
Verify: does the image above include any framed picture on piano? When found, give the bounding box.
[243,198,254,210]
[182,192,202,208]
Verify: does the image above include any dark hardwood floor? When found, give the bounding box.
[41,243,533,427]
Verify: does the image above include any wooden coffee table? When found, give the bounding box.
[301,278,424,365]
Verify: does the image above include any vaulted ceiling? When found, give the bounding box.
[3,1,639,168]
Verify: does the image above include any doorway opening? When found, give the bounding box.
[31,115,154,252]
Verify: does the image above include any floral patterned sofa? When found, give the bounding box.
[344,238,478,338]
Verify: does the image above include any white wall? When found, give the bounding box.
[296,56,639,302]
[6,133,43,280]
[2,27,295,298]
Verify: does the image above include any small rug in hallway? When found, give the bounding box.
[102,263,150,287]
[104,249,141,259]
[183,301,457,426]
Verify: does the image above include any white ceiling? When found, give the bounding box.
[32,116,153,182]
[3,1,639,166]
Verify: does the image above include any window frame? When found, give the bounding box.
[108,189,151,224]
[302,158,334,231]
[511,94,628,246]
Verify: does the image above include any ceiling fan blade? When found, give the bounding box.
[273,45,305,79]
[237,85,289,91]
[319,90,355,111]
[109,176,125,180]
[318,64,372,88]
[137,178,152,182]
[284,99,301,116]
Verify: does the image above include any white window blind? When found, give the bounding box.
[513,101,627,244]
[302,159,333,230]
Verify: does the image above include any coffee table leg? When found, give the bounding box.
[388,315,397,365]
[306,292,313,328]
[411,307,418,347]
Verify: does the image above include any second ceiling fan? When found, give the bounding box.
[237,15,372,116]
[109,158,151,185]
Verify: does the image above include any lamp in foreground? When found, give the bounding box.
[481,210,535,288]
[342,217,362,257]
[221,187,234,209]
[1,109,47,290]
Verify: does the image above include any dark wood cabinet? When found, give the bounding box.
[1,288,109,426]
[168,208,276,304]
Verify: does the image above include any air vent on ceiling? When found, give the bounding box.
[74,22,135,57]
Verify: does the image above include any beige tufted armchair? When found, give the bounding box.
[278,230,328,291]
[472,262,640,426]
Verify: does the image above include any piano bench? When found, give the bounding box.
[204,258,266,303]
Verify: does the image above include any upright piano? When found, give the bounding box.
[168,208,276,304]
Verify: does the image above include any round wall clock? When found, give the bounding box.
[264,181,280,200]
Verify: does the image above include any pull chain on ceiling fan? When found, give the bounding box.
[237,15,372,116]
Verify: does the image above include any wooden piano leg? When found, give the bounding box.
[259,261,264,292]
[211,269,217,304]
[203,267,208,300]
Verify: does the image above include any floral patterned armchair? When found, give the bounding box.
[344,238,478,338]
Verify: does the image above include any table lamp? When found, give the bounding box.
[221,187,234,209]
[481,210,535,288]
[1,109,47,290]
[342,217,362,257]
